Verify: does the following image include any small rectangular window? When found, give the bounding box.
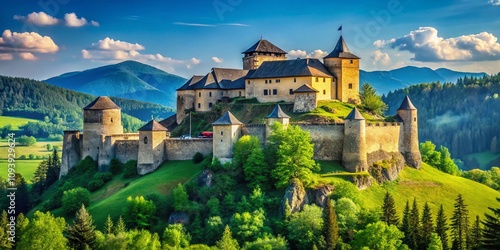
[350,60,353,64]
[198,103,201,108]
[289,89,294,95]
[247,80,250,84]
[269,79,272,83]
[264,89,268,95]
[239,91,242,96]
[316,77,319,82]
[209,92,212,97]
[198,92,201,97]
[323,78,326,82]
[265,80,268,84]
[273,89,277,95]
[294,78,296,82]
[348,83,353,89]
[209,102,213,108]
[323,90,326,94]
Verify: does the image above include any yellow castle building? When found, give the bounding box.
[176,36,361,124]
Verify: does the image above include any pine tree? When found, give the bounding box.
[0,210,13,249]
[104,215,114,235]
[436,205,449,250]
[323,198,339,250]
[420,202,434,249]
[469,215,481,249]
[481,198,500,249]
[216,225,239,250]
[408,198,421,250]
[66,204,97,250]
[401,200,411,247]
[382,192,399,226]
[451,194,469,250]
[45,148,61,188]
[115,216,126,234]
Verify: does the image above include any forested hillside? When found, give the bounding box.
[384,73,500,168]
[0,76,175,133]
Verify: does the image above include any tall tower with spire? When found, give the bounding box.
[323,36,360,103]
[397,96,422,169]
[242,39,287,70]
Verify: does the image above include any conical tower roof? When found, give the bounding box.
[83,96,120,110]
[243,39,287,54]
[212,111,243,125]
[345,107,365,120]
[139,119,168,131]
[324,36,360,59]
[398,96,417,110]
[266,104,290,118]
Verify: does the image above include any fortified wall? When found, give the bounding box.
[61,96,421,179]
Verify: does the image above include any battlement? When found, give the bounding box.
[366,122,402,127]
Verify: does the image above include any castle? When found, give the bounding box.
[61,36,422,178]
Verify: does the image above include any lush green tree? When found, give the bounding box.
[17,135,36,146]
[17,211,68,250]
[481,198,500,249]
[230,209,267,243]
[269,123,319,188]
[335,197,359,241]
[206,197,221,217]
[249,186,265,211]
[435,205,449,250]
[382,192,399,226]
[233,135,261,167]
[163,223,191,248]
[115,216,126,234]
[427,233,443,250]
[408,198,421,250]
[420,141,442,167]
[173,183,189,212]
[351,221,406,250]
[104,215,114,235]
[330,179,362,205]
[360,83,388,115]
[401,200,411,247]
[46,143,52,151]
[469,215,482,249]
[0,210,13,249]
[45,148,61,188]
[66,204,97,250]
[287,204,325,250]
[216,225,239,250]
[421,202,435,249]
[109,158,123,174]
[204,216,224,245]
[323,198,339,250]
[62,187,91,215]
[123,196,156,229]
[123,160,138,178]
[243,147,270,190]
[244,235,288,250]
[438,146,459,175]
[451,194,469,250]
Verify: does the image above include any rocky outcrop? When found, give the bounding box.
[367,151,405,183]
[168,212,190,225]
[198,169,213,187]
[353,175,372,190]
[307,184,335,208]
[280,179,309,215]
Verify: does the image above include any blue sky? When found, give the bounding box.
[1,0,500,80]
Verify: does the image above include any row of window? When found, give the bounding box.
[263,89,278,96]
[197,102,214,109]
[198,91,242,97]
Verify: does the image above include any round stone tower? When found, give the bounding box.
[82,96,123,161]
[397,96,422,169]
[342,107,368,172]
[212,111,243,161]
[265,104,290,141]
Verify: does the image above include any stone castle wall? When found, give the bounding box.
[115,140,139,163]
[242,124,266,143]
[100,133,139,171]
[366,123,403,154]
[298,124,344,160]
[165,138,213,160]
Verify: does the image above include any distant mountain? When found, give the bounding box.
[45,60,187,108]
[360,66,486,94]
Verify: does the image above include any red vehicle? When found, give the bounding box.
[197,131,213,138]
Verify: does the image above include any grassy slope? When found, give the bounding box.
[0,116,40,130]
[86,160,203,228]
[358,163,500,220]
[0,159,41,180]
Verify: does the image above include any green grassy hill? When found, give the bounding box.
[0,116,40,130]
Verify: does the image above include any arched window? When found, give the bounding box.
[144,136,148,144]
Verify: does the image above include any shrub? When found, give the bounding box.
[94,172,113,182]
[193,152,204,164]
[62,187,91,215]
[88,179,105,192]
[123,160,138,178]
[29,154,35,160]
[109,158,123,174]
[19,155,27,159]
[320,105,335,113]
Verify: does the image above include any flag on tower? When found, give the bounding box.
[338,25,342,31]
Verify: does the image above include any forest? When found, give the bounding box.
[383,73,500,169]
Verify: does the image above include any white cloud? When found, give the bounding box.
[13,12,59,26]
[489,0,500,5]
[174,22,216,27]
[0,30,59,54]
[212,56,223,63]
[288,49,328,59]
[371,50,391,66]
[381,27,500,62]
[90,20,100,27]
[18,52,37,60]
[88,37,145,51]
[0,53,13,60]
[64,13,88,27]
[82,37,197,73]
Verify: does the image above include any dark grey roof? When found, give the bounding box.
[83,96,120,110]
[266,105,290,118]
[190,72,219,89]
[398,96,417,110]
[213,68,250,90]
[247,58,333,79]
[243,39,287,54]
[212,111,243,125]
[139,120,168,131]
[324,36,360,59]
[345,107,365,120]
[294,84,319,93]
[177,75,204,90]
